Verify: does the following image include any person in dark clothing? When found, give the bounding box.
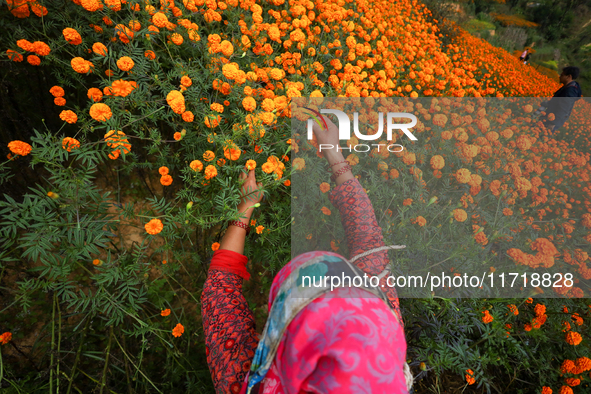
[540,66,583,133]
[524,53,531,65]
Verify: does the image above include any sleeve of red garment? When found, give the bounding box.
[328,178,404,325]
[201,267,259,394]
[209,249,250,280]
[328,177,387,276]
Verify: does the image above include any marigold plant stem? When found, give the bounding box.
[113,336,163,394]
[50,292,56,394]
[66,317,90,394]
[100,326,113,394]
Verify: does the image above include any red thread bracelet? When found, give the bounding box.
[329,160,349,168]
[330,164,352,182]
[229,220,250,235]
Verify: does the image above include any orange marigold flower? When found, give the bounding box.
[54,97,66,106]
[319,182,330,193]
[203,151,215,162]
[6,50,23,62]
[92,259,102,266]
[59,111,78,124]
[33,41,51,56]
[321,207,331,215]
[89,103,112,122]
[87,87,103,102]
[180,76,192,87]
[293,158,305,171]
[50,86,65,97]
[81,0,101,11]
[414,216,427,227]
[541,387,552,394]
[8,141,32,156]
[430,155,445,170]
[166,90,186,114]
[565,378,579,387]
[0,332,12,345]
[92,42,108,56]
[160,175,173,186]
[27,55,40,66]
[242,96,256,111]
[403,198,413,206]
[455,168,472,183]
[223,143,241,161]
[559,386,573,394]
[190,160,203,172]
[507,304,519,315]
[174,132,182,141]
[112,80,134,97]
[524,323,532,331]
[256,225,264,234]
[159,166,169,176]
[71,57,92,73]
[145,50,156,60]
[17,39,34,52]
[211,242,220,251]
[171,33,183,45]
[182,111,194,122]
[211,103,224,113]
[152,12,169,28]
[117,56,134,71]
[482,310,493,324]
[245,160,256,170]
[63,28,82,45]
[465,369,475,385]
[204,165,217,179]
[172,323,184,337]
[145,218,163,235]
[161,309,171,317]
[565,331,582,346]
[453,209,467,222]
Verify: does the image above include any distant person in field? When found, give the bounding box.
[524,52,531,65]
[519,49,528,63]
[540,66,582,133]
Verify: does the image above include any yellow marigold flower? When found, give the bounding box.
[204,165,217,179]
[455,168,472,184]
[117,56,134,71]
[145,218,163,235]
[89,103,112,122]
[245,160,256,170]
[222,63,239,79]
[203,150,215,162]
[190,160,203,172]
[50,86,65,97]
[256,225,264,234]
[59,111,78,124]
[172,323,184,337]
[63,28,82,45]
[92,42,108,56]
[8,140,32,156]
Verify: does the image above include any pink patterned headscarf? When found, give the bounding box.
[244,251,408,394]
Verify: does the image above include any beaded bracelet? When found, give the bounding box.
[229,220,250,235]
[329,160,349,168]
[330,164,352,182]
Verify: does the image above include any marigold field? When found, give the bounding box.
[0,0,590,393]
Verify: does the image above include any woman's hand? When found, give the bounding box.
[311,114,346,165]
[238,170,263,211]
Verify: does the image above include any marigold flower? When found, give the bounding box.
[117,56,134,71]
[171,33,183,45]
[455,168,472,183]
[182,111,194,122]
[172,323,184,337]
[430,155,445,170]
[245,160,256,170]
[453,209,467,222]
[158,166,169,176]
[92,259,102,266]
[211,103,224,113]
[71,57,92,74]
[211,242,221,251]
[8,140,32,156]
[414,216,427,226]
[81,0,101,11]
[160,175,173,186]
[565,331,582,346]
[7,50,23,62]
[145,50,156,60]
[33,41,51,56]
[465,369,475,385]
[403,198,412,206]
[26,55,40,65]
[161,309,171,317]
[559,386,573,394]
[152,12,169,28]
[180,76,192,87]
[89,103,112,122]
[507,304,518,315]
[92,42,108,56]
[87,87,103,102]
[541,387,552,394]
[54,97,66,106]
[190,160,203,172]
[59,110,77,124]
[145,218,163,235]
[319,182,330,193]
[166,90,186,114]
[321,207,331,215]
[50,86,65,97]
[63,28,82,45]
[256,225,264,234]
[242,96,256,111]
[204,165,217,179]
[17,39,34,52]
[293,158,305,171]
[0,332,12,345]
[111,80,134,97]
[223,143,241,161]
